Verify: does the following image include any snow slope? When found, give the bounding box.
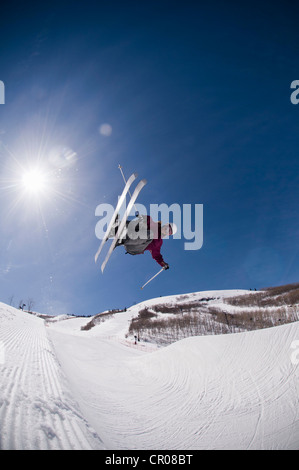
[0,303,104,450]
[0,290,299,450]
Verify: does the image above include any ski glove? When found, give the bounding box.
[162,262,169,270]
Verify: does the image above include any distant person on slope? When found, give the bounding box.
[108,214,177,269]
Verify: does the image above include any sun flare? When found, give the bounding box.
[22,169,47,194]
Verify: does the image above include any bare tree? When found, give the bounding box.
[27,298,35,313]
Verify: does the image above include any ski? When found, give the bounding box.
[101,178,147,273]
[95,173,138,263]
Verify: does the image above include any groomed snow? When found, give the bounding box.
[0,303,104,450]
[0,290,298,450]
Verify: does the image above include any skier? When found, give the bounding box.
[108,214,177,269]
[95,170,176,281]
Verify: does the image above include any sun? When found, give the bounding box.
[22,168,47,194]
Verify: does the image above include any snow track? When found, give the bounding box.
[0,304,104,450]
[48,305,299,450]
[1,291,299,450]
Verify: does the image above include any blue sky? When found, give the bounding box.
[0,1,298,315]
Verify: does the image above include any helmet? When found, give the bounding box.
[168,223,177,236]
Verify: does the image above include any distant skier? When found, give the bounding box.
[108,214,177,269]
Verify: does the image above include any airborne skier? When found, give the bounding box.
[95,168,177,286]
[109,214,177,269]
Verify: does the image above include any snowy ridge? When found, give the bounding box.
[0,289,299,450]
